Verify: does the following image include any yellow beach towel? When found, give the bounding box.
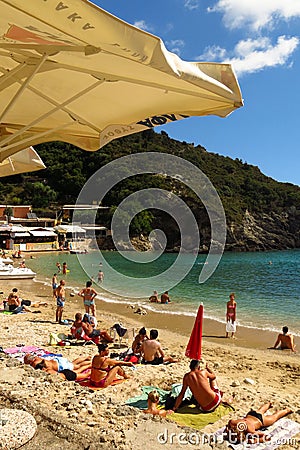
[170,403,234,430]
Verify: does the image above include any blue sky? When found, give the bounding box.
[94,1,300,186]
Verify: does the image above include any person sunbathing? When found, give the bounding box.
[24,354,91,380]
[141,329,178,365]
[71,312,113,343]
[225,402,292,443]
[143,390,174,417]
[90,343,133,388]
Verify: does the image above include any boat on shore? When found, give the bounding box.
[0,264,36,280]
[0,257,13,265]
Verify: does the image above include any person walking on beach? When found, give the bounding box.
[78,280,97,317]
[269,326,296,352]
[55,279,66,323]
[56,262,61,273]
[173,359,224,412]
[52,273,58,300]
[226,292,237,338]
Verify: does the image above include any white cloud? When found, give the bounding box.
[195,36,299,76]
[226,36,299,76]
[209,0,300,30]
[166,39,185,56]
[184,0,200,10]
[196,45,227,61]
[133,20,153,32]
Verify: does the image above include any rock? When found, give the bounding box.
[231,380,240,387]
[0,408,37,450]
[244,378,255,385]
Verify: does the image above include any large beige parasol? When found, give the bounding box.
[0,146,45,177]
[0,0,243,162]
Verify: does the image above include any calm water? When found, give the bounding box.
[27,249,300,336]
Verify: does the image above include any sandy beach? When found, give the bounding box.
[0,276,300,449]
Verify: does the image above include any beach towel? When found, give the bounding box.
[4,345,62,363]
[214,418,300,450]
[169,403,234,430]
[78,378,127,390]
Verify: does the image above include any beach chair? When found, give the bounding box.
[110,323,135,348]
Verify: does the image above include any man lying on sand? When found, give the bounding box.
[173,359,225,413]
[141,329,178,365]
[24,354,91,381]
[225,402,292,443]
[269,326,296,352]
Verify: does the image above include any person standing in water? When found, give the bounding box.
[226,292,237,338]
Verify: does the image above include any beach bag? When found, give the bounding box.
[226,321,236,332]
[49,333,60,346]
[124,355,139,364]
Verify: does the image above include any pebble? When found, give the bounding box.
[244,378,255,385]
[0,409,37,450]
[231,380,240,387]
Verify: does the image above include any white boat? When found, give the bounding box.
[0,257,13,265]
[0,264,36,280]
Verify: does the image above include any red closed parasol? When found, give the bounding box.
[185,303,203,360]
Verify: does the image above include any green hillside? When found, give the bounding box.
[1,130,300,250]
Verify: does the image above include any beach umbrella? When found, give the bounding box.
[185,303,204,360]
[0,0,243,162]
[0,146,45,177]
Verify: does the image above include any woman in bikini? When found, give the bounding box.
[225,402,292,444]
[90,343,133,388]
[132,327,149,357]
[78,280,97,317]
[226,292,237,338]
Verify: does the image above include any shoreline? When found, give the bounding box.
[4,276,299,355]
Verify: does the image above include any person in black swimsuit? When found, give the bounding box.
[225,401,292,443]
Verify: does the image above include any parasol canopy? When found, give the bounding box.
[0,146,45,177]
[0,0,243,161]
[185,303,204,360]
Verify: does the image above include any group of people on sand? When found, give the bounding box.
[4,287,47,313]
[23,344,292,443]
[147,358,292,443]
[149,290,171,304]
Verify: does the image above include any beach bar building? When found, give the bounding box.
[0,224,58,251]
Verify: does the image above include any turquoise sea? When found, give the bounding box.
[27,249,300,336]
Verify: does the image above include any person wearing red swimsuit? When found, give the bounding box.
[226,292,237,338]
